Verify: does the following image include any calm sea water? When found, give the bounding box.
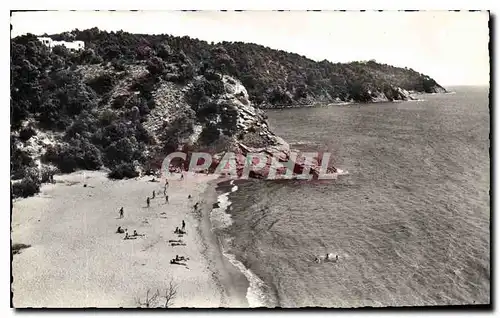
[215,87,490,307]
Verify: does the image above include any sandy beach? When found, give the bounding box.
[11,170,248,308]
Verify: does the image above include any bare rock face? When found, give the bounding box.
[205,75,336,179]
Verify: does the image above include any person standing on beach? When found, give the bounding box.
[146,197,150,208]
[165,195,169,204]
[119,207,124,219]
[152,190,156,199]
[182,220,185,231]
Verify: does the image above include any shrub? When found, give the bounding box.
[157,43,173,61]
[86,72,117,96]
[40,165,58,183]
[104,137,137,166]
[199,124,220,145]
[146,56,166,76]
[19,125,37,141]
[12,176,41,198]
[112,94,128,109]
[111,60,127,72]
[11,145,35,180]
[108,162,139,179]
[43,140,102,173]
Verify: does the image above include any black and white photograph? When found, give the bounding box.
[9,9,490,309]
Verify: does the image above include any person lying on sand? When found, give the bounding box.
[168,239,184,243]
[170,259,187,266]
[174,228,187,235]
[132,230,146,237]
[175,255,189,261]
[124,233,137,240]
[171,242,187,247]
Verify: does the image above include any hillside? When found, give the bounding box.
[10,29,446,198]
[40,28,445,106]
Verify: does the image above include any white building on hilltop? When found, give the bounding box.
[38,37,85,51]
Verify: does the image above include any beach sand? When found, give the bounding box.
[11,170,248,308]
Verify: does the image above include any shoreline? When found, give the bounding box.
[211,179,271,307]
[196,177,250,307]
[11,170,247,308]
[262,91,450,110]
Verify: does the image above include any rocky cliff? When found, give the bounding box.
[11,31,446,197]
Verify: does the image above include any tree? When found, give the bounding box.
[146,56,166,76]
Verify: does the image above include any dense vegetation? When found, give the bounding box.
[42,28,444,106]
[11,28,445,197]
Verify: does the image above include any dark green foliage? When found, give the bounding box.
[11,28,445,199]
[186,75,225,109]
[219,103,238,136]
[111,59,127,72]
[146,56,166,76]
[11,142,35,180]
[12,178,40,198]
[20,28,443,108]
[159,113,195,153]
[104,137,142,166]
[108,162,139,179]
[12,168,41,198]
[199,124,220,145]
[112,94,128,109]
[19,125,37,141]
[43,139,102,173]
[130,74,157,109]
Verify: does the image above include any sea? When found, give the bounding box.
[211,86,490,307]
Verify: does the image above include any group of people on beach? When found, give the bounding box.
[170,219,190,266]
[116,226,144,240]
[145,178,171,208]
[174,220,187,235]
